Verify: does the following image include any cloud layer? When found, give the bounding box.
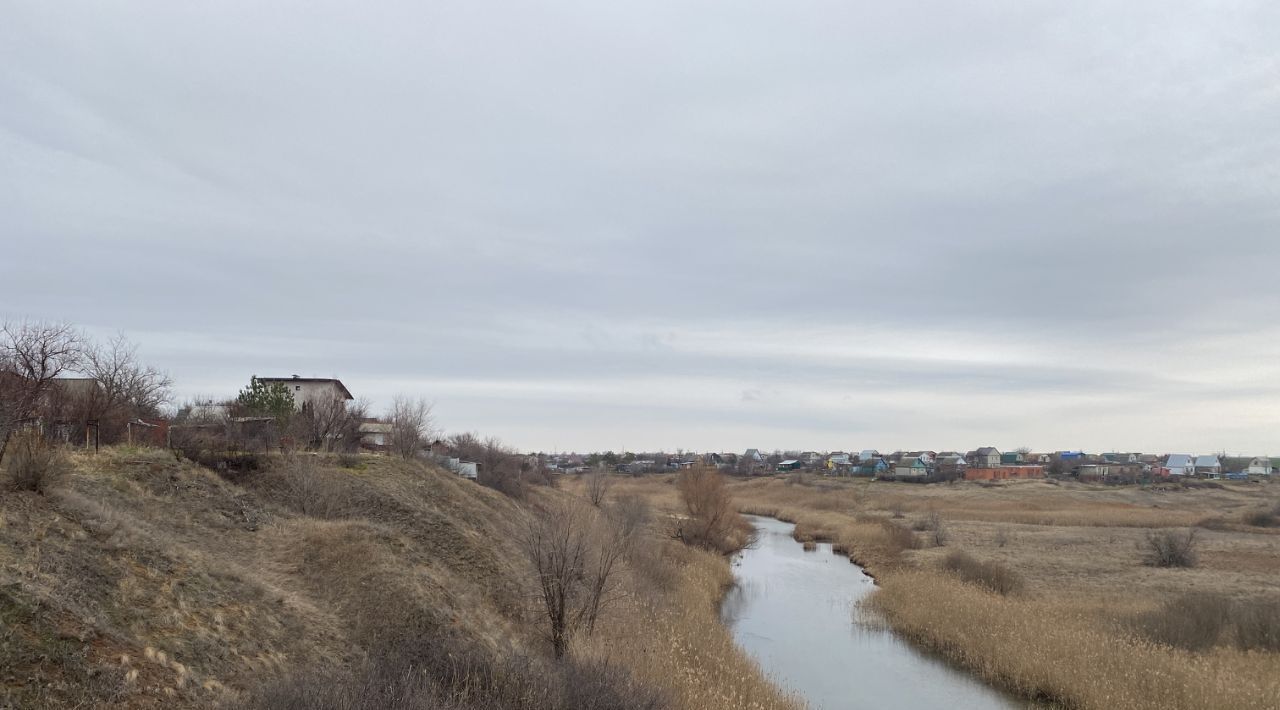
[4,1,1279,452]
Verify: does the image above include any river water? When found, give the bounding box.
[721,515,1022,710]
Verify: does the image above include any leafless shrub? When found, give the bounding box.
[522,500,636,658]
[1242,503,1280,528]
[941,550,1025,596]
[3,430,67,493]
[1141,529,1198,568]
[1233,597,1280,652]
[449,433,530,498]
[930,517,948,547]
[672,467,755,554]
[585,467,612,507]
[911,511,948,546]
[879,519,919,556]
[1131,592,1280,652]
[387,396,434,460]
[169,424,264,478]
[337,453,362,469]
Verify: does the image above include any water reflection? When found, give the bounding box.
[722,516,1021,710]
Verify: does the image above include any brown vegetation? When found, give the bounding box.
[1141,528,1198,568]
[672,468,755,554]
[0,449,795,709]
[939,550,1024,596]
[1243,502,1280,528]
[3,430,68,494]
[1130,591,1280,653]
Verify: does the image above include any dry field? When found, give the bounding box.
[598,472,1280,710]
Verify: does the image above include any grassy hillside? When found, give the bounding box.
[0,450,797,710]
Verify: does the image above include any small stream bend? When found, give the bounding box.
[722,515,1020,710]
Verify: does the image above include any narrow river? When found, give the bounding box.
[722,515,1021,710]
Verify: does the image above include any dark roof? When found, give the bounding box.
[975,447,1000,456]
[257,376,353,400]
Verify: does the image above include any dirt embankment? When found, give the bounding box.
[0,451,798,710]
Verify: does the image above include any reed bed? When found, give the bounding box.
[869,570,1280,710]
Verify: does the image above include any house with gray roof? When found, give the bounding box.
[1163,454,1194,476]
[1194,455,1222,477]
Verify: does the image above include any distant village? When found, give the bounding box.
[4,348,1274,488]
[540,448,1274,485]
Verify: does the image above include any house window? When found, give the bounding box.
[295,386,301,391]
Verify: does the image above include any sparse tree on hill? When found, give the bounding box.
[388,396,434,459]
[0,321,84,463]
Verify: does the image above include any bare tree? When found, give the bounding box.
[522,500,636,658]
[85,333,171,414]
[297,396,369,452]
[387,396,434,459]
[584,467,612,507]
[0,321,84,463]
[524,501,589,659]
[73,333,172,442]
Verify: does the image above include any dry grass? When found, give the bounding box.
[1130,592,1280,653]
[869,569,1280,710]
[940,550,1024,596]
[3,431,68,493]
[574,538,801,710]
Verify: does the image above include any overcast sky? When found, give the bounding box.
[3,2,1279,454]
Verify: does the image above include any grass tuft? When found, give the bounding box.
[940,550,1025,596]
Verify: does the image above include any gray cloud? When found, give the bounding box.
[3,1,1279,452]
